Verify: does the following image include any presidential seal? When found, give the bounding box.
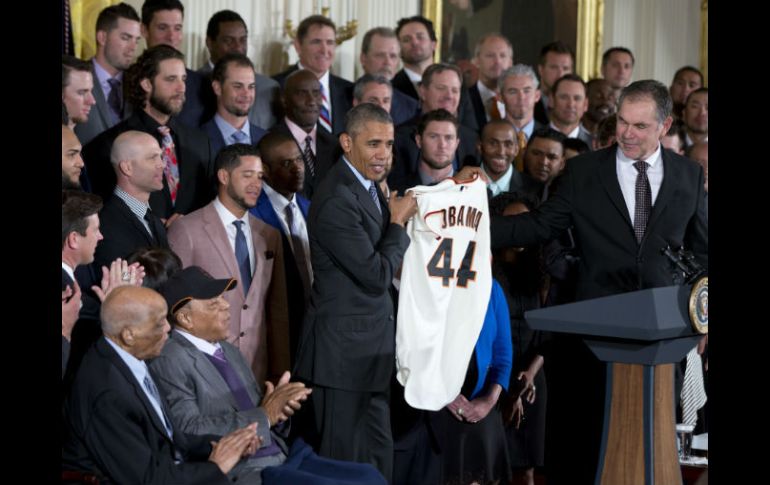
[688,276,708,334]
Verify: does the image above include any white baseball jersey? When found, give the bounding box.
[396,175,492,410]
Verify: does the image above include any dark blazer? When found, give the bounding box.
[201,117,268,162]
[82,109,214,219]
[392,69,419,100]
[294,160,411,392]
[389,114,480,193]
[250,190,311,362]
[62,338,230,485]
[273,64,353,134]
[93,193,169,270]
[491,145,708,301]
[390,88,421,126]
[270,119,342,199]
[199,63,281,130]
[534,98,550,125]
[468,83,489,132]
[176,68,217,129]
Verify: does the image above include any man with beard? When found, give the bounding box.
[75,2,142,145]
[167,143,289,385]
[499,64,547,172]
[83,44,213,226]
[389,63,480,193]
[201,54,268,160]
[250,133,310,365]
[683,87,708,148]
[63,124,85,190]
[581,78,617,136]
[479,120,538,198]
[269,69,342,199]
[358,27,419,125]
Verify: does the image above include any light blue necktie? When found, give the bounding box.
[369,183,382,214]
[231,130,248,145]
[143,374,173,438]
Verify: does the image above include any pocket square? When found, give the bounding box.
[265,250,275,260]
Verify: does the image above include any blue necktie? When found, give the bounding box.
[318,83,332,133]
[233,220,252,293]
[231,130,248,145]
[369,183,382,214]
[143,374,173,438]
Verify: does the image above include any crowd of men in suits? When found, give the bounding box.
[61,1,708,484]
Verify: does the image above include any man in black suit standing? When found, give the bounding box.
[467,33,513,132]
[270,69,342,199]
[83,45,213,225]
[273,15,353,135]
[294,103,417,481]
[490,80,708,484]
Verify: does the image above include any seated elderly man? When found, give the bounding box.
[62,286,259,484]
[150,266,387,485]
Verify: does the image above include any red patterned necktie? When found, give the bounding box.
[157,126,180,204]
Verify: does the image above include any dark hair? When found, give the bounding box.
[417,109,458,136]
[664,118,686,151]
[595,114,617,147]
[489,191,540,216]
[672,65,704,87]
[353,74,392,102]
[141,0,184,26]
[96,2,140,33]
[618,80,672,124]
[361,27,396,55]
[421,62,462,89]
[214,143,261,175]
[206,9,245,40]
[258,132,297,166]
[62,55,92,91]
[395,15,436,41]
[124,44,185,109]
[563,138,590,155]
[212,53,254,84]
[345,103,392,138]
[685,87,708,105]
[538,40,574,66]
[529,127,567,147]
[62,190,103,248]
[551,73,587,97]
[126,247,182,291]
[296,15,336,43]
[602,46,635,66]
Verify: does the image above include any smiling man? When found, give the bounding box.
[490,79,708,484]
[294,103,417,481]
[167,143,289,385]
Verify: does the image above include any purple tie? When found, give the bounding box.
[207,348,254,411]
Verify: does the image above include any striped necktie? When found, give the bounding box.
[369,182,382,214]
[318,83,332,133]
[681,347,707,426]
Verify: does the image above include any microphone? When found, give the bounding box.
[660,241,705,285]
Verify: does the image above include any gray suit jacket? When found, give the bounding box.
[149,332,288,478]
[198,63,281,130]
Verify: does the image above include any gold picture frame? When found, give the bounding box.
[423,0,604,81]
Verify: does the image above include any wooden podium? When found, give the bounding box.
[525,285,703,485]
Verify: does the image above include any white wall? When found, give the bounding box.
[125,0,704,86]
[603,0,704,86]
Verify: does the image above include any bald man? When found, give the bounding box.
[63,286,259,484]
[93,130,170,271]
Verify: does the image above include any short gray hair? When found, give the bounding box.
[617,79,672,124]
[345,102,393,137]
[353,74,392,102]
[498,64,539,92]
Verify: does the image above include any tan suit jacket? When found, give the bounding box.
[168,201,290,383]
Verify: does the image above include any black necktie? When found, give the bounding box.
[106,77,123,125]
[144,209,159,244]
[633,160,651,243]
